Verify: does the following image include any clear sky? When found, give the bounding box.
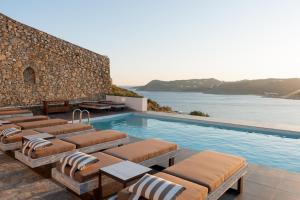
[1,0,300,85]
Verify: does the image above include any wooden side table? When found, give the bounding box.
[43,100,70,115]
[96,161,152,200]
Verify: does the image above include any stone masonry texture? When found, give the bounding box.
[0,13,112,106]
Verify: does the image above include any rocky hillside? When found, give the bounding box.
[110,85,143,97]
[136,78,300,98]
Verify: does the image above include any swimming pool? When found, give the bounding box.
[91,113,300,173]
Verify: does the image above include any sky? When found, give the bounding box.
[1,0,300,86]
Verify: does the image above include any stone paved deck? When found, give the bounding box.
[0,151,79,200]
[1,147,300,200]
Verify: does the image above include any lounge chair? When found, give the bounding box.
[98,100,126,109]
[79,102,112,111]
[0,115,48,124]
[99,100,119,104]
[51,139,178,196]
[0,109,33,119]
[82,100,126,110]
[15,130,129,168]
[104,139,177,166]
[15,119,68,130]
[34,123,94,139]
[53,152,124,197]
[0,124,21,131]
[0,123,93,151]
[0,118,67,137]
[118,151,247,200]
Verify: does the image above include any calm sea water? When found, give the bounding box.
[136,91,300,126]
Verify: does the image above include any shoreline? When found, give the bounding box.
[134,89,300,100]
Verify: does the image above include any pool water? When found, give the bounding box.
[91,114,300,173]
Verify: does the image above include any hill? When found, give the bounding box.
[135,78,300,99]
[136,79,223,92]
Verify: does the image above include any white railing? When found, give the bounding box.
[72,109,90,124]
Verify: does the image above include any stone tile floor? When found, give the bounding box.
[0,150,79,200]
[1,147,300,200]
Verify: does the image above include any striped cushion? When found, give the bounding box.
[22,138,52,157]
[128,174,185,200]
[0,127,21,137]
[59,152,99,178]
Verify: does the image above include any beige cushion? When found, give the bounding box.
[16,119,68,130]
[104,139,177,163]
[164,151,246,192]
[35,123,92,136]
[5,115,48,123]
[63,130,127,148]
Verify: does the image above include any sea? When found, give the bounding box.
[134,90,300,126]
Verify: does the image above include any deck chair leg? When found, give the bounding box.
[169,157,175,166]
[237,177,244,193]
[93,189,101,200]
[94,171,104,200]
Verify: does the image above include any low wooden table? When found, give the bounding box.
[22,133,55,144]
[97,161,152,199]
[43,100,70,115]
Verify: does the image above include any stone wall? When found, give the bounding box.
[0,13,112,106]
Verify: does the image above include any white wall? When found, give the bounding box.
[106,95,148,112]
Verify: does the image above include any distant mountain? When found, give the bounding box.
[135,78,300,99]
[136,79,223,92]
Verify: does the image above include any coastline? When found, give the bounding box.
[134,89,300,100]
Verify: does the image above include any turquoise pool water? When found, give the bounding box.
[91,114,300,173]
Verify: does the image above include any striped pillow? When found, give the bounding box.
[128,174,185,200]
[22,138,52,157]
[1,127,21,137]
[59,152,99,178]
